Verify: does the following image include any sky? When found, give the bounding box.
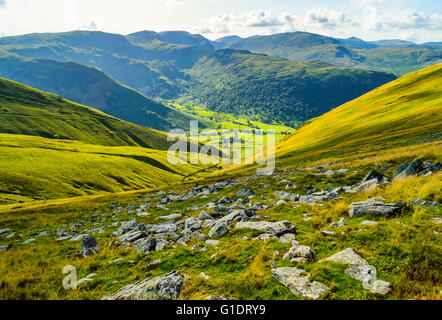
[0,0,441,43]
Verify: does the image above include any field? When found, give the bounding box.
[0,65,440,300]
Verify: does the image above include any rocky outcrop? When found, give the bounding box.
[102,271,184,300]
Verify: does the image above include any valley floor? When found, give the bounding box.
[0,141,440,300]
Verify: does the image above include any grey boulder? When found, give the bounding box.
[208,222,229,239]
[234,221,295,236]
[349,198,406,217]
[283,244,316,264]
[271,267,328,300]
[102,271,184,300]
[78,235,99,257]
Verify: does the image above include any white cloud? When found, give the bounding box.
[357,0,387,6]
[385,9,442,30]
[362,6,383,31]
[195,8,357,36]
[83,21,98,31]
[303,9,357,29]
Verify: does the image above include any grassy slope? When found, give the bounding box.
[0,53,198,131]
[275,63,442,165]
[0,78,213,203]
[0,66,440,300]
[0,134,205,204]
[0,77,172,149]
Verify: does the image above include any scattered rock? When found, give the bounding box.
[206,295,230,300]
[253,233,276,241]
[412,199,439,207]
[283,244,316,264]
[271,267,328,300]
[278,233,297,243]
[236,189,255,197]
[0,229,10,236]
[361,220,378,225]
[77,273,98,285]
[431,217,442,224]
[117,219,138,235]
[320,248,389,290]
[369,280,392,295]
[349,198,406,217]
[0,244,11,252]
[357,179,381,192]
[199,272,211,281]
[321,231,335,236]
[234,221,296,236]
[393,159,429,180]
[328,218,349,228]
[119,230,147,243]
[205,240,220,246]
[137,212,151,217]
[145,259,161,269]
[102,271,184,300]
[22,238,35,244]
[208,222,229,239]
[78,235,99,257]
[158,213,182,220]
[197,211,213,221]
[184,218,201,233]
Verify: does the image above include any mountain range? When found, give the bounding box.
[1,30,427,125]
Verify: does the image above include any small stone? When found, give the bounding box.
[361,220,378,225]
[206,295,230,300]
[0,229,10,236]
[199,272,211,281]
[205,240,220,246]
[283,244,316,264]
[0,245,11,252]
[278,233,297,243]
[117,219,138,235]
[369,280,392,295]
[208,222,229,239]
[412,199,439,207]
[145,259,161,269]
[23,238,35,244]
[102,271,184,300]
[78,235,99,257]
[271,267,328,300]
[197,211,213,221]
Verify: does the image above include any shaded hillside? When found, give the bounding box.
[0,77,173,149]
[0,53,198,131]
[188,49,396,124]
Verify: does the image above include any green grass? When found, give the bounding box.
[0,77,173,149]
[276,63,442,164]
[0,159,439,300]
[0,53,200,131]
[0,133,209,204]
